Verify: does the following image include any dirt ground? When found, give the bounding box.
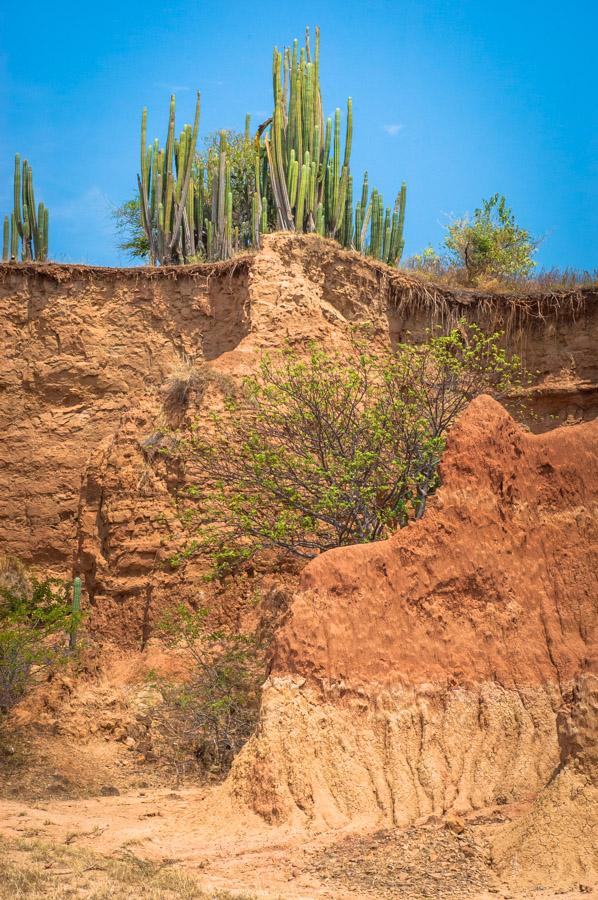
[1,785,596,900]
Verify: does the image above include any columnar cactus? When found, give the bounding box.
[261,27,407,265]
[134,26,406,267]
[3,155,49,261]
[138,92,201,264]
[264,27,354,239]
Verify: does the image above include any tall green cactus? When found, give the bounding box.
[259,27,407,266]
[139,91,262,264]
[138,92,201,264]
[353,172,406,265]
[132,26,406,267]
[3,155,49,261]
[264,27,354,238]
[2,217,8,261]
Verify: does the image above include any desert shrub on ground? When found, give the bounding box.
[150,604,263,780]
[0,557,76,719]
[172,324,521,574]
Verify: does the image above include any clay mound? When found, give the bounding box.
[231,397,598,829]
[272,394,598,690]
[492,674,598,891]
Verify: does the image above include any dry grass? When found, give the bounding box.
[161,355,235,424]
[161,354,208,418]
[531,267,598,290]
[0,834,257,899]
[0,553,31,597]
[381,265,597,340]
[0,252,254,284]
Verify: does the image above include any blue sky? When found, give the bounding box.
[0,0,596,268]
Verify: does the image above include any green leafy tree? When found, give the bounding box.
[202,130,264,247]
[176,326,521,573]
[445,194,537,282]
[0,563,76,716]
[113,196,150,261]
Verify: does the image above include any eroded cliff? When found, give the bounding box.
[231,397,597,854]
[0,234,596,643]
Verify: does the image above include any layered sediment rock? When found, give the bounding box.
[232,397,598,828]
[0,235,596,643]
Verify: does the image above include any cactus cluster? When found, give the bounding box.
[262,27,406,265]
[139,96,263,263]
[354,175,406,264]
[2,155,49,262]
[265,29,354,240]
[136,26,407,266]
[139,92,201,264]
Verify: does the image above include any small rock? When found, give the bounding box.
[444,815,465,834]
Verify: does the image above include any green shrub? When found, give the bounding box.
[406,244,445,276]
[444,193,537,282]
[152,605,263,778]
[175,325,522,573]
[0,560,76,717]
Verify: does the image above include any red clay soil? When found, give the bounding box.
[231,398,597,881]
[1,235,597,646]
[272,394,598,691]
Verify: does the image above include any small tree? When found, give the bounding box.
[445,194,537,282]
[176,326,521,573]
[113,196,150,261]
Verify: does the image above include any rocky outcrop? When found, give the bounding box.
[231,397,598,827]
[0,235,596,643]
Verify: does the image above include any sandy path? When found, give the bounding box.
[1,787,595,899]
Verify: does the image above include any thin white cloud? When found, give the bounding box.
[384,123,404,136]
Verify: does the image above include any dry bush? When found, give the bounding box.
[529,267,598,291]
[162,354,208,420]
[148,605,264,782]
[161,355,236,424]
[0,555,31,599]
